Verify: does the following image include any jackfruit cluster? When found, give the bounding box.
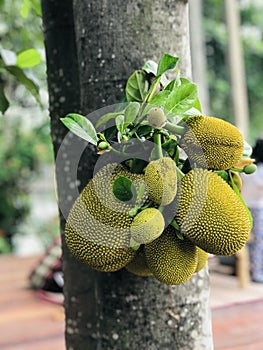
[180,115,244,170]
[144,157,177,205]
[175,168,251,255]
[65,163,148,272]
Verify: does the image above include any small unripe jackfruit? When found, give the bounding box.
[175,168,250,255]
[65,163,148,272]
[145,225,198,285]
[180,115,244,170]
[125,246,153,276]
[147,107,167,128]
[130,208,165,244]
[145,157,177,205]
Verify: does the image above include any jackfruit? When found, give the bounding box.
[65,163,148,272]
[144,157,177,205]
[195,247,208,273]
[180,115,244,170]
[130,208,165,244]
[147,107,167,128]
[144,225,198,285]
[125,246,153,276]
[175,168,250,255]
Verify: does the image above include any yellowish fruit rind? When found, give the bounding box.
[144,225,198,285]
[130,208,165,244]
[195,247,209,273]
[65,163,148,272]
[125,246,153,276]
[180,115,244,170]
[144,157,177,205]
[175,168,250,255]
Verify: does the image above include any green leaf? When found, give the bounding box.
[157,54,179,76]
[229,172,253,230]
[126,70,149,102]
[5,65,43,107]
[115,114,125,134]
[149,90,170,107]
[20,0,30,18]
[0,86,10,114]
[164,83,198,115]
[95,111,123,129]
[31,0,42,16]
[124,102,140,126]
[16,49,42,69]
[112,176,135,202]
[61,114,98,145]
[142,60,158,75]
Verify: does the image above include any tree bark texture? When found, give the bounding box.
[42,0,213,349]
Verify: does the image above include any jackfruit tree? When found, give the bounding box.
[42,0,255,349]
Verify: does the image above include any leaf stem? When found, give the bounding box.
[153,132,163,159]
[165,121,185,135]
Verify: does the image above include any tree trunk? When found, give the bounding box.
[41,1,213,349]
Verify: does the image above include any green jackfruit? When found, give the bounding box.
[65,163,148,272]
[195,247,209,273]
[147,107,167,128]
[130,208,165,244]
[175,168,250,255]
[125,246,153,276]
[144,157,177,205]
[180,115,244,170]
[145,225,198,285]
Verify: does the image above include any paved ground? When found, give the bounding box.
[0,254,263,349]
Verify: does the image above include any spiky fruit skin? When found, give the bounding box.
[125,246,153,276]
[147,107,167,128]
[180,115,244,170]
[144,157,177,206]
[131,208,165,244]
[144,226,198,285]
[195,247,209,273]
[175,168,250,256]
[65,163,148,272]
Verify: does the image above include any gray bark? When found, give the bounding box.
[42,0,213,349]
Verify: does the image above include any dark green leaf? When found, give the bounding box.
[5,65,43,107]
[0,86,9,114]
[126,70,149,102]
[96,111,123,129]
[61,114,98,145]
[157,54,179,76]
[164,83,198,115]
[136,125,153,137]
[124,102,140,126]
[16,49,41,68]
[112,176,135,202]
[142,60,158,75]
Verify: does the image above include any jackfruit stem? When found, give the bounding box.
[153,132,163,159]
[165,121,185,135]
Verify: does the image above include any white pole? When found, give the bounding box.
[189,0,210,115]
[224,0,249,139]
